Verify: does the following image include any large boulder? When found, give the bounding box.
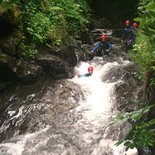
[48,45,78,67]
[0,52,16,91]
[0,35,21,58]
[37,51,74,79]
[14,60,42,83]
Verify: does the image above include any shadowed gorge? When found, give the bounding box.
[89,0,139,26]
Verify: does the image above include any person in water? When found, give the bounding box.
[77,66,94,77]
[91,34,112,56]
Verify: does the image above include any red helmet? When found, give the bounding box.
[88,66,94,72]
[133,22,138,28]
[125,20,130,25]
[101,35,107,40]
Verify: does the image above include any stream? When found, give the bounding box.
[0,43,139,155]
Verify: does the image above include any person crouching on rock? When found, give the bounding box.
[90,34,112,57]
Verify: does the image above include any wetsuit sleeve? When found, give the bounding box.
[79,73,87,77]
[131,28,137,42]
[122,28,127,40]
[91,42,100,53]
[127,27,133,40]
[79,73,91,77]
[108,42,112,50]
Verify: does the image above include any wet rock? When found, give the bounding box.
[49,45,78,67]
[0,35,22,58]
[115,64,143,112]
[37,52,74,79]
[15,60,42,83]
[0,52,16,91]
[77,44,94,61]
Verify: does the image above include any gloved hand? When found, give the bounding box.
[90,51,95,56]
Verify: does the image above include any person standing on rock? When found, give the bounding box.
[90,34,112,57]
[122,19,134,52]
[132,22,138,45]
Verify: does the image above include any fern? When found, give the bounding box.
[114,105,155,150]
[2,0,90,52]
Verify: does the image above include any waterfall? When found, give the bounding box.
[0,57,138,155]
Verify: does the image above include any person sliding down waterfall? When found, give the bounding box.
[90,34,112,57]
[77,66,94,78]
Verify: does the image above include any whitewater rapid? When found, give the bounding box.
[0,57,138,155]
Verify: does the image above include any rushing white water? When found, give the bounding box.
[71,58,128,154]
[0,57,137,155]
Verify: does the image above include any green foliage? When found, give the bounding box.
[114,105,155,151]
[26,12,50,44]
[20,43,38,59]
[150,65,155,86]
[20,0,90,46]
[130,0,155,71]
[0,0,21,11]
[116,119,155,151]
[114,105,153,124]
[1,0,90,58]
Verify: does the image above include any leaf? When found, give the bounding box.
[34,33,43,42]
[115,139,125,146]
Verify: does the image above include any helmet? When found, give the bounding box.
[101,35,107,40]
[125,20,130,25]
[88,66,94,72]
[133,22,138,28]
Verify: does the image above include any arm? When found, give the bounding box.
[129,28,135,41]
[91,42,100,53]
[122,28,127,40]
[78,73,91,77]
[106,42,112,52]
[108,42,112,50]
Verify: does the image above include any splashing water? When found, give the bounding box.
[71,59,128,154]
[0,57,137,155]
